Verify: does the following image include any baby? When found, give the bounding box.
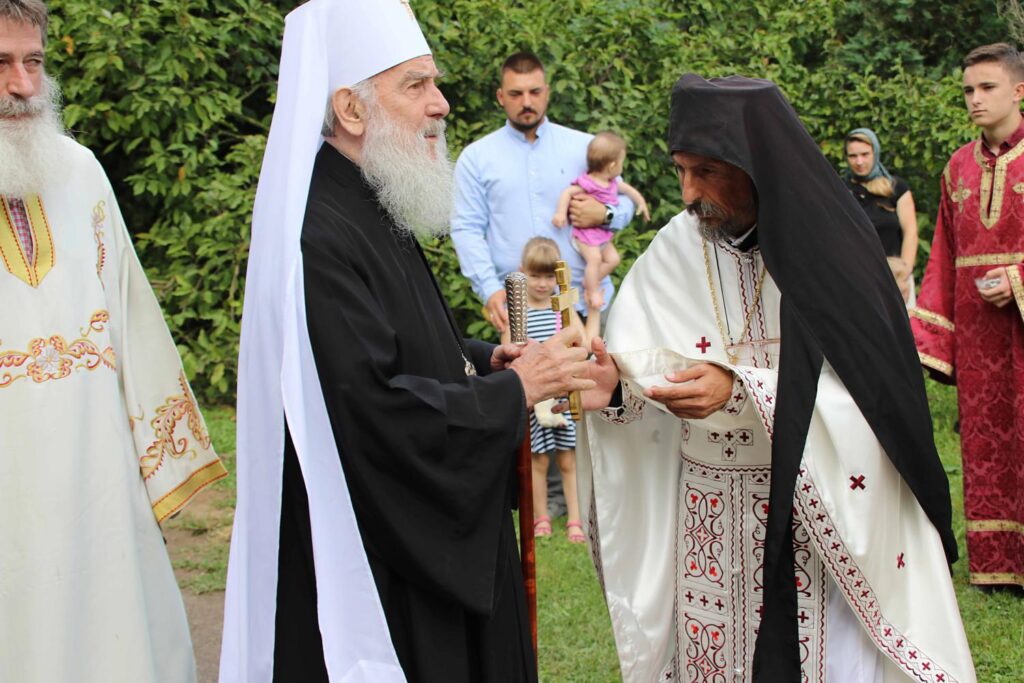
[552,130,650,309]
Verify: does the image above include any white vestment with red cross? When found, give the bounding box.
[576,212,976,683]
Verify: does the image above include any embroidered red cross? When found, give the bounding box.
[797,610,809,624]
[696,336,711,353]
[684,590,694,602]
[849,475,866,490]
[897,552,905,569]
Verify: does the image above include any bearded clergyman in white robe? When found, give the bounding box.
[0,4,226,681]
[577,74,976,682]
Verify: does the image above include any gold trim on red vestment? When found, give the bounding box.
[909,307,955,332]
[972,138,1024,229]
[918,351,952,377]
[954,252,1024,268]
[966,519,1024,534]
[969,572,1024,587]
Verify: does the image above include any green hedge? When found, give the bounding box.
[46,0,1005,402]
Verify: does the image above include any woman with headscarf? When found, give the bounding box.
[843,128,919,305]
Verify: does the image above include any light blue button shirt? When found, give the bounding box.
[451,118,636,311]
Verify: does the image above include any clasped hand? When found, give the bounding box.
[497,326,594,408]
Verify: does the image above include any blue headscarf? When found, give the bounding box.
[843,127,893,182]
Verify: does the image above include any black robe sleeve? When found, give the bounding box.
[301,207,526,617]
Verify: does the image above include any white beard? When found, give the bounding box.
[358,104,454,240]
[0,74,67,198]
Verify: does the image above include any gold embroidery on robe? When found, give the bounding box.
[954,252,1024,268]
[918,351,952,377]
[140,370,213,480]
[0,195,56,287]
[92,200,107,285]
[909,307,955,332]
[972,138,1024,229]
[970,571,1024,586]
[0,310,116,387]
[950,177,972,214]
[966,519,1024,534]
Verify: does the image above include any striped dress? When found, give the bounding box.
[527,307,576,453]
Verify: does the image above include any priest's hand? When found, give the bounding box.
[568,194,608,228]
[978,267,1014,308]
[580,337,620,411]
[485,289,509,332]
[645,363,733,419]
[510,327,595,408]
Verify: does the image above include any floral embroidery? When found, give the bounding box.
[140,371,212,480]
[0,310,116,388]
[92,201,107,286]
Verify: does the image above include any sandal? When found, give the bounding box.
[566,521,587,544]
[534,515,552,538]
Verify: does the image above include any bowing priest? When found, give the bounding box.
[219,2,592,682]
[577,74,976,682]
[0,2,227,681]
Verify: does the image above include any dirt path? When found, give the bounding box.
[165,487,233,683]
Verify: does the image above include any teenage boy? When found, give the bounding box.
[912,42,1024,591]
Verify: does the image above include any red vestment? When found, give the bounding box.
[911,123,1024,587]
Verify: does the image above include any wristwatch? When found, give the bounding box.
[604,204,614,224]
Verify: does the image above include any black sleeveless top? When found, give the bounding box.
[844,175,910,256]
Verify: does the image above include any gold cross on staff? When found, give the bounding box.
[551,260,582,421]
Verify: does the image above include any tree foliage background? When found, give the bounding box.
[46,0,1010,402]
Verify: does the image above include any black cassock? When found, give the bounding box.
[273,145,536,683]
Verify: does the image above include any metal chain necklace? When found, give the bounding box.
[702,238,767,364]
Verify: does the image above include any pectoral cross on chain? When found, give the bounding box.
[551,260,582,421]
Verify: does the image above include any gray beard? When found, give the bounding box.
[687,201,748,244]
[359,105,454,240]
[0,74,67,198]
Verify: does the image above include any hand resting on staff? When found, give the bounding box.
[509,326,594,408]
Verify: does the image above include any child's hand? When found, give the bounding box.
[638,199,651,222]
[552,212,567,228]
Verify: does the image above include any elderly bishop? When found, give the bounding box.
[220,2,591,682]
[0,2,226,682]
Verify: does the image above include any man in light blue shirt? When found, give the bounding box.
[451,52,636,333]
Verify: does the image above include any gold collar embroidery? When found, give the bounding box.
[0,195,55,287]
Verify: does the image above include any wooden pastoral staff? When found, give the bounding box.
[503,260,582,663]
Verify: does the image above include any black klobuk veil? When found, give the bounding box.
[667,74,956,681]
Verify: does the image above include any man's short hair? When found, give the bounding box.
[963,43,1024,82]
[0,0,48,44]
[501,51,544,76]
[587,131,627,174]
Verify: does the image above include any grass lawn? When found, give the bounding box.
[174,380,1022,681]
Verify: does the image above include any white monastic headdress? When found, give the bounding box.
[220,2,430,681]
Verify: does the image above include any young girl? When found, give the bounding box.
[501,237,598,542]
[552,130,650,310]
